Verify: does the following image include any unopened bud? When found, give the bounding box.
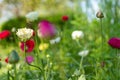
[96,10,104,18]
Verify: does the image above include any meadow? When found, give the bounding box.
[0,0,120,80]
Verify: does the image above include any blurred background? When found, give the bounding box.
[0,0,120,79]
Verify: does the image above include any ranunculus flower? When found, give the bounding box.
[25,11,39,21]
[71,30,84,40]
[38,20,56,39]
[62,15,69,21]
[39,43,49,51]
[20,39,35,53]
[16,28,33,41]
[5,57,9,63]
[50,37,61,44]
[26,56,34,64]
[78,50,89,57]
[0,30,10,40]
[108,37,120,49]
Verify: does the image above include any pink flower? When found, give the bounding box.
[62,15,69,21]
[108,37,120,49]
[0,30,10,40]
[26,56,34,64]
[38,20,56,39]
[20,39,35,53]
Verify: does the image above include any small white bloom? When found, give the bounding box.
[25,11,39,21]
[16,28,33,41]
[71,30,84,40]
[78,74,86,80]
[78,50,89,57]
[50,37,61,44]
[11,27,16,32]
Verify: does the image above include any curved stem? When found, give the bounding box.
[24,42,42,72]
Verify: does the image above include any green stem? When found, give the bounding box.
[100,19,103,55]
[79,56,84,74]
[14,64,17,80]
[116,49,120,79]
[8,70,10,80]
[24,42,42,72]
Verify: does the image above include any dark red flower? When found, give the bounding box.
[5,57,9,63]
[20,39,35,53]
[62,15,69,21]
[108,37,120,49]
[0,30,10,40]
[32,31,35,36]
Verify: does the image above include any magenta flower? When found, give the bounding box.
[26,56,34,64]
[20,39,35,53]
[0,30,10,40]
[108,37,120,49]
[38,20,56,39]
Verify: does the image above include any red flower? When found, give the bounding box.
[20,39,35,53]
[5,57,9,63]
[62,15,69,21]
[32,31,35,36]
[108,37,120,49]
[0,30,10,40]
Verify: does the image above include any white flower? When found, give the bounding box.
[16,28,33,41]
[25,11,39,21]
[11,27,16,32]
[71,30,84,40]
[50,37,61,44]
[78,74,86,80]
[78,50,89,57]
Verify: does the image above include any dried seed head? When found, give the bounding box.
[96,10,104,18]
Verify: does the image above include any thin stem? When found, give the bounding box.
[100,19,103,55]
[24,42,42,72]
[14,64,17,80]
[116,49,120,79]
[79,56,85,74]
[7,70,10,80]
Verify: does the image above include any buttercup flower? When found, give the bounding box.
[39,43,49,51]
[71,30,84,40]
[50,37,61,44]
[62,15,69,21]
[108,37,120,49]
[38,20,56,39]
[16,28,33,41]
[25,11,39,21]
[0,30,10,40]
[78,50,89,57]
[26,56,34,64]
[20,39,35,53]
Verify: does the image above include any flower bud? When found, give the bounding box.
[8,50,19,64]
[96,10,104,18]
